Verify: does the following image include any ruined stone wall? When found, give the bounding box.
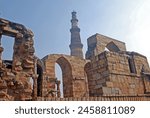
[86,51,150,96]
[86,33,126,59]
[0,18,35,74]
[106,52,145,95]
[0,18,35,100]
[85,52,109,96]
[42,54,89,98]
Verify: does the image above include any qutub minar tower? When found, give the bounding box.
[69,11,83,59]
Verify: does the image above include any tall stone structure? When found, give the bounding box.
[69,11,83,59]
[1,15,150,101]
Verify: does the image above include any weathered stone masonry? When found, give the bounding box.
[0,18,35,100]
[42,54,89,98]
[85,34,150,96]
[0,15,150,101]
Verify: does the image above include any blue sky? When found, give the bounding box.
[0,0,150,63]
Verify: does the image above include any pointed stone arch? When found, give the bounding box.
[42,54,89,98]
[56,56,73,97]
[106,41,120,52]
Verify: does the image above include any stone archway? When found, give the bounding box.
[56,57,73,97]
[42,54,89,98]
[106,41,120,52]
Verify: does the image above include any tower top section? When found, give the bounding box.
[71,11,79,28]
[72,11,77,19]
[69,11,83,59]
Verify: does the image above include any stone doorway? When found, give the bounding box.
[55,63,63,97]
[56,57,73,98]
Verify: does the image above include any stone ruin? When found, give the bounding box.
[0,18,35,100]
[0,17,150,101]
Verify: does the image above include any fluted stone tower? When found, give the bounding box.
[69,11,83,59]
